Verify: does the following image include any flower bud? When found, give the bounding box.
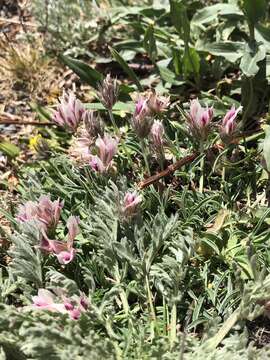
[83,110,104,139]
[132,97,153,138]
[150,120,164,150]
[53,92,85,132]
[187,99,213,141]
[17,195,63,232]
[89,134,118,173]
[98,74,119,110]
[123,191,142,217]
[220,105,242,143]
[147,91,170,114]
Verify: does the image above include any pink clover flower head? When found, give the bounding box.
[132,96,153,138]
[32,289,88,320]
[187,98,214,140]
[32,289,65,313]
[147,91,170,113]
[150,120,165,149]
[220,105,242,142]
[98,74,119,110]
[89,134,118,173]
[53,92,85,132]
[17,195,63,232]
[82,110,104,139]
[123,191,142,217]
[40,216,79,265]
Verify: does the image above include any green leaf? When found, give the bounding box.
[242,0,266,24]
[263,127,270,172]
[59,54,103,88]
[85,101,135,113]
[157,59,185,85]
[196,41,245,63]
[110,47,143,91]
[30,103,52,121]
[143,24,157,62]
[183,48,200,78]
[255,24,270,51]
[192,3,243,25]
[169,0,190,42]
[240,42,266,77]
[0,141,20,158]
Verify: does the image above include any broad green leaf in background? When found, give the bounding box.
[157,59,185,85]
[242,0,266,25]
[59,54,103,88]
[143,24,157,62]
[85,101,135,114]
[196,41,245,63]
[255,24,270,51]
[110,47,143,91]
[183,48,200,78]
[192,3,243,26]
[240,42,266,77]
[169,0,190,43]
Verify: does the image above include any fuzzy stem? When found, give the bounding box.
[199,143,205,193]
[119,290,130,316]
[170,302,177,348]
[199,157,204,193]
[140,139,151,176]
[108,109,119,134]
[205,309,239,350]
[145,275,156,338]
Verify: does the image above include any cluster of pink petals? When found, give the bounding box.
[220,105,242,141]
[147,91,170,114]
[123,191,142,217]
[17,195,63,232]
[53,92,86,132]
[98,74,119,110]
[187,99,214,140]
[132,92,169,138]
[150,120,165,150]
[89,134,118,173]
[40,216,79,264]
[32,288,88,320]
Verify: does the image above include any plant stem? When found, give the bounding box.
[205,309,239,350]
[199,143,205,193]
[119,289,130,316]
[108,109,119,134]
[170,302,177,348]
[241,76,254,130]
[140,139,151,176]
[248,22,255,43]
[145,275,156,338]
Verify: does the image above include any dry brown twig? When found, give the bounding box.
[138,144,225,189]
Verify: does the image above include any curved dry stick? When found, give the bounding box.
[138,144,225,190]
[138,153,198,189]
